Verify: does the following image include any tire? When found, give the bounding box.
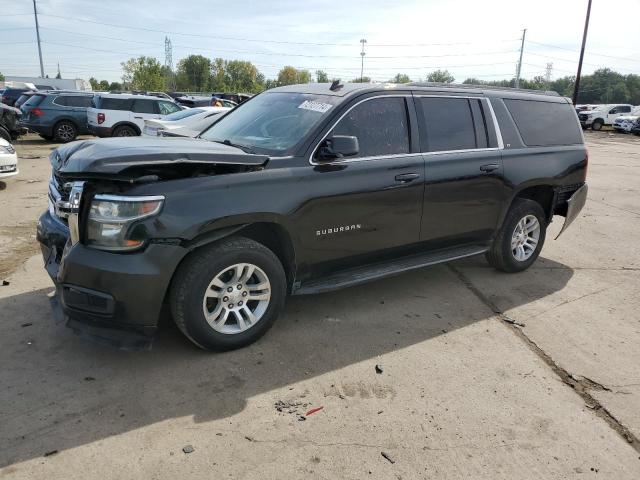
[486,198,547,273]
[0,127,10,142]
[53,121,78,143]
[112,125,138,137]
[591,119,604,131]
[170,237,287,351]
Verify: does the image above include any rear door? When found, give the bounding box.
[416,95,508,246]
[607,105,631,124]
[65,95,93,133]
[131,99,161,130]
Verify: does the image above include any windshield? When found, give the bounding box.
[199,92,341,156]
[164,108,205,121]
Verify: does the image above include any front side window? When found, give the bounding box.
[418,97,478,152]
[159,101,181,115]
[200,92,341,156]
[65,96,93,107]
[332,97,410,158]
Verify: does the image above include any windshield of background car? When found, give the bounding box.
[199,92,342,156]
[164,108,204,121]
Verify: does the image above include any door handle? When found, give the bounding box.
[394,173,420,182]
[133,116,143,119]
[479,163,500,173]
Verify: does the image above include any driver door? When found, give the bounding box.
[293,95,425,269]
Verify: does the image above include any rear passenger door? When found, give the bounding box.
[66,95,93,133]
[130,99,161,130]
[415,95,508,246]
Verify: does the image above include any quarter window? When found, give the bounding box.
[418,97,479,152]
[158,101,181,115]
[332,97,410,158]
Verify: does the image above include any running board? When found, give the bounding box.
[293,245,488,295]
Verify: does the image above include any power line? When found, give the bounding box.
[527,39,640,63]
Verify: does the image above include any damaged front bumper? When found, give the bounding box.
[37,210,188,350]
[556,183,588,239]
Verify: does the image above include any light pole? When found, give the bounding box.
[32,0,45,78]
[514,28,526,89]
[572,0,593,105]
[360,38,367,82]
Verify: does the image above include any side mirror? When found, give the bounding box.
[317,135,359,162]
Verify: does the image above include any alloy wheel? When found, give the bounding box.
[511,214,540,262]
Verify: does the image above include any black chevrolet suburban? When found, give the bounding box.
[37,82,588,351]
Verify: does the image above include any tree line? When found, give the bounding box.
[81,54,640,104]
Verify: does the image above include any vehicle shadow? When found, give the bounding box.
[0,257,573,467]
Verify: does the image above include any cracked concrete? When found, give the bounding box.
[1,132,640,479]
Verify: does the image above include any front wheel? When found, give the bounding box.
[112,125,137,137]
[486,198,547,273]
[591,119,604,131]
[170,237,287,351]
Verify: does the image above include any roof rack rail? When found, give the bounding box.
[407,81,560,96]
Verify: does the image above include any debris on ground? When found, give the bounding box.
[298,415,306,421]
[21,322,32,327]
[84,376,96,382]
[2,280,9,286]
[381,451,395,464]
[43,450,58,457]
[502,316,526,327]
[375,364,384,374]
[182,445,195,454]
[244,435,254,442]
[275,399,313,417]
[305,406,324,416]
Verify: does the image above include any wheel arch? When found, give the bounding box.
[112,121,141,135]
[499,184,556,229]
[180,220,298,291]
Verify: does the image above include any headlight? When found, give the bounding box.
[86,194,164,251]
[1,144,15,154]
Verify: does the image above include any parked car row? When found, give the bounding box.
[577,104,640,131]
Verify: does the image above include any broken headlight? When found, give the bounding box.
[86,194,164,251]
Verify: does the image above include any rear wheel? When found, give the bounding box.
[170,237,287,351]
[112,125,137,137]
[486,198,547,273]
[591,119,604,131]
[54,121,77,143]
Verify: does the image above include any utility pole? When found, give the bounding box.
[572,0,592,105]
[514,28,526,89]
[544,62,553,86]
[359,38,367,82]
[32,0,45,78]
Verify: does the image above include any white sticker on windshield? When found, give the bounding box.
[298,100,333,113]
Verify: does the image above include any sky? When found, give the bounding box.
[1,0,639,85]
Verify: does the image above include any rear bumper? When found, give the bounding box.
[37,210,188,349]
[88,124,113,137]
[20,122,53,136]
[556,183,588,239]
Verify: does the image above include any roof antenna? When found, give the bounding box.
[330,79,343,91]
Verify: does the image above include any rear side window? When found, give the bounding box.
[505,99,583,146]
[158,101,181,115]
[65,96,93,107]
[100,98,133,111]
[132,99,158,114]
[52,96,69,106]
[333,97,410,158]
[418,97,486,152]
[24,94,46,107]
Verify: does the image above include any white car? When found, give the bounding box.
[0,138,18,179]
[142,106,230,138]
[87,93,182,137]
[613,107,640,133]
[578,104,634,130]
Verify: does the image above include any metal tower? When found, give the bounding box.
[164,36,174,90]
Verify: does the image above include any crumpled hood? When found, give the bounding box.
[51,137,269,176]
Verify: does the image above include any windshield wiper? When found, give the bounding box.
[209,139,255,154]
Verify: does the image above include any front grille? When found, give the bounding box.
[578,114,588,121]
[48,173,71,223]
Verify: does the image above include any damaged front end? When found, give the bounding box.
[37,137,269,350]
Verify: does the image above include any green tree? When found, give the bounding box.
[55,71,62,80]
[98,80,110,90]
[316,70,329,83]
[175,55,211,92]
[121,56,165,91]
[277,66,306,85]
[0,72,4,82]
[390,73,411,83]
[210,58,265,93]
[427,70,455,83]
[351,76,371,83]
[263,78,279,90]
[108,81,123,91]
[88,77,99,90]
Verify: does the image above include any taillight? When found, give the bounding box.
[97,112,105,124]
[32,108,44,118]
